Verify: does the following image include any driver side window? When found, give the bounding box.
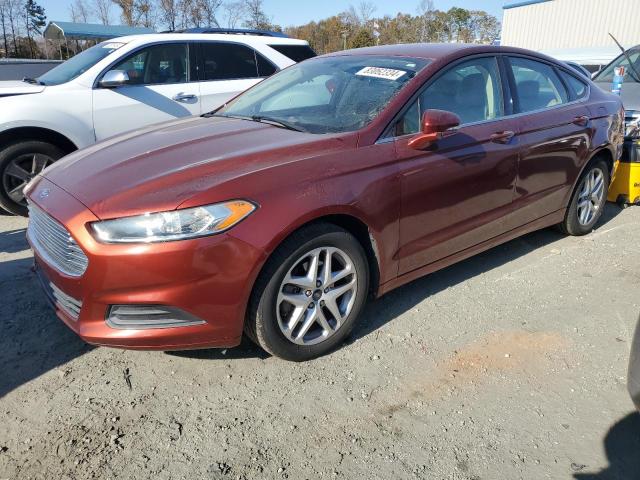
[395,56,504,136]
[108,43,189,86]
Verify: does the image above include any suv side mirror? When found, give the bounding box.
[99,70,130,88]
[408,109,460,150]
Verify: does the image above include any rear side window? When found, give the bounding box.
[256,54,277,77]
[559,70,588,99]
[509,57,568,113]
[200,42,268,80]
[268,44,317,62]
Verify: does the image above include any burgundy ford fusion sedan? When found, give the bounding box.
[25,44,624,361]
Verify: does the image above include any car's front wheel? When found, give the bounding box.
[0,140,65,216]
[246,223,369,361]
[560,159,610,236]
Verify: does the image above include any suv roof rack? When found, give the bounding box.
[172,27,289,38]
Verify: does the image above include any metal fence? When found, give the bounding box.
[0,59,62,81]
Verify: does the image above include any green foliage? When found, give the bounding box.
[350,28,375,49]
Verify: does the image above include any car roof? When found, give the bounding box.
[322,43,565,65]
[111,32,309,46]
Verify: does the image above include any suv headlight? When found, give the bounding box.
[91,200,256,244]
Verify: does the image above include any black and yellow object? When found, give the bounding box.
[608,137,640,207]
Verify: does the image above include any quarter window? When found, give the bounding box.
[509,57,568,112]
[559,70,588,99]
[200,42,274,80]
[109,43,189,85]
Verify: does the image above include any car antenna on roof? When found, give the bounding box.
[609,32,640,83]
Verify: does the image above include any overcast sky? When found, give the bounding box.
[37,0,506,28]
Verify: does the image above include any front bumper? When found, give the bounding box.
[630,317,640,411]
[27,177,265,350]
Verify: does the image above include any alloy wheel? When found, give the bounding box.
[576,167,605,226]
[2,153,54,206]
[276,246,358,346]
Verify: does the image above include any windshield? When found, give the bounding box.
[217,55,429,134]
[38,41,125,86]
[594,47,640,83]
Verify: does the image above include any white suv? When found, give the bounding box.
[0,29,315,215]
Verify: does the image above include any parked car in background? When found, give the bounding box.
[565,61,592,78]
[630,316,640,411]
[0,29,315,216]
[25,43,624,361]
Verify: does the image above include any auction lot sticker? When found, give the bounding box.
[356,67,407,81]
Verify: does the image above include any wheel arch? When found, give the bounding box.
[0,127,78,154]
[564,147,614,208]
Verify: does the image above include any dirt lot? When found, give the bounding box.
[1,205,639,480]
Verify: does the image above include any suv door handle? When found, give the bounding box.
[173,92,197,102]
[572,115,590,126]
[490,130,515,144]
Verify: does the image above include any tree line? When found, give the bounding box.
[0,0,500,59]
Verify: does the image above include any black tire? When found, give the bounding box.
[0,140,66,216]
[559,160,610,236]
[245,223,369,361]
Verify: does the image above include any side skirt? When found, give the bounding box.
[377,209,566,296]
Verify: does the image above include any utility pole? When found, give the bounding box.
[341,30,348,50]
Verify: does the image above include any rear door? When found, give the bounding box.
[393,56,520,274]
[197,42,277,113]
[505,55,592,222]
[93,42,201,140]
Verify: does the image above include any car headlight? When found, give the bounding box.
[91,200,256,243]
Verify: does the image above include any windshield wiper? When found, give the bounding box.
[250,115,307,133]
[22,77,43,85]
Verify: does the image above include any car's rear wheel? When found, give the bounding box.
[246,223,369,361]
[559,160,610,236]
[0,140,65,216]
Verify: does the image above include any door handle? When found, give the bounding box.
[173,92,197,102]
[572,115,590,126]
[490,130,515,144]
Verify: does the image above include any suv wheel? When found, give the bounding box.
[246,223,369,361]
[0,140,65,216]
[559,160,610,236]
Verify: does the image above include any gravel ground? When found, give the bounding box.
[1,205,639,480]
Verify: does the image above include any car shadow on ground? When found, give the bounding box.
[0,256,93,398]
[350,203,623,344]
[573,412,640,479]
[0,228,27,255]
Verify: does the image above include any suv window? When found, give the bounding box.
[396,56,503,135]
[509,57,568,113]
[109,43,189,85]
[559,70,588,100]
[593,48,640,83]
[200,42,274,80]
[268,44,317,62]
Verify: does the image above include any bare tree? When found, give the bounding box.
[158,0,179,30]
[223,1,244,28]
[112,0,155,27]
[7,0,20,57]
[242,0,271,29]
[197,0,222,27]
[417,0,434,42]
[357,1,376,25]
[70,0,91,22]
[94,0,112,24]
[0,0,9,57]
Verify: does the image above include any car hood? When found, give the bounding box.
[41,116,352,219]
[594,81,640,111]
[0,80,45,97]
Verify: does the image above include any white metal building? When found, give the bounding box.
[501,0,640,52]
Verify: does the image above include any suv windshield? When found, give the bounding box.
[217,55,429,134]
[38,41,125,86]
[593,47,640,83]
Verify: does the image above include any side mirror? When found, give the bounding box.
[408,109,460,150]
[99,70,130,88]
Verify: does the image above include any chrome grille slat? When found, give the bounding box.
[50,281,82,321]
[27,204,89,277]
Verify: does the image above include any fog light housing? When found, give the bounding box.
[106,305,205,329]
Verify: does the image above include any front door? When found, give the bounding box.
[93,42,201,140]
[393,56,520,274]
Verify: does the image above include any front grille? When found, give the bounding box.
[50,281,82,321]
[27,204,88,277]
